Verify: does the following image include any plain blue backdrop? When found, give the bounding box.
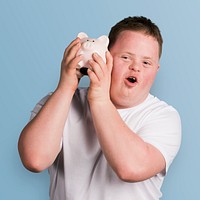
[1,0,199,199]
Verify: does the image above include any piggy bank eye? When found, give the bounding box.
[92,40,95,42]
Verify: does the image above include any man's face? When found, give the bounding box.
[109,30,160,109]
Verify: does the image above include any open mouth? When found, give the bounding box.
[127,76,137,83]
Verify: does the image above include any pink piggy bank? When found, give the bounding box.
[76,32,109,77]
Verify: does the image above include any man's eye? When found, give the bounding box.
[122,56,129,60]
[143,61,151,66]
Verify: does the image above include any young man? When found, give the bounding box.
[18,16,181,199]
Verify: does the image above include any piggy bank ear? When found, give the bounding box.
[77,32,88,39]
[98,35,109,47]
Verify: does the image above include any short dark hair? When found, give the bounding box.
[108,16,163,58]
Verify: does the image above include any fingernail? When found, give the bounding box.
[93,53,98,57]
[88,59,93,64]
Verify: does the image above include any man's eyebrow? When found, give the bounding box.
[143,56,153,60]
[124,53,152,60]
[121,52,135,56]
[143,56,157,63]
[119,52,157,63]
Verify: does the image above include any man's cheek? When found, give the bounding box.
[142,75,155,88]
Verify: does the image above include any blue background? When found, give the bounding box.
[0,0,199,199]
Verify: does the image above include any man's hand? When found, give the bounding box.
[57,37,83,92]
[87,51,113,104]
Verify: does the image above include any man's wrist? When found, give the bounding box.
[55,84,76,98]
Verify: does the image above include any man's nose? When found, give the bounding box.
[129,62,140,72]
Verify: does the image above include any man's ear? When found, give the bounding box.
[157,64,160,71]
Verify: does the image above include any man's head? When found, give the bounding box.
[108,16,163,59]
[108,16,162,108]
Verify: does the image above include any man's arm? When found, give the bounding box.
[89,100,166,182]
[87,52,166,182]
[18,38,82,172]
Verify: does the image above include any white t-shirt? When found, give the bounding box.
[31,88,181,200]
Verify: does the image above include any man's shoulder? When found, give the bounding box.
[147,94,179,115]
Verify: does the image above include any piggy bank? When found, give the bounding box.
[76,32,109,77]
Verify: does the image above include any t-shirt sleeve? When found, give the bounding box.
[29,93,52,121]
[137,107,182,175]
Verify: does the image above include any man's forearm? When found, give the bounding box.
[89,100,166,182]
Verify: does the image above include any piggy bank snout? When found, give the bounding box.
[82,41,95,49]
